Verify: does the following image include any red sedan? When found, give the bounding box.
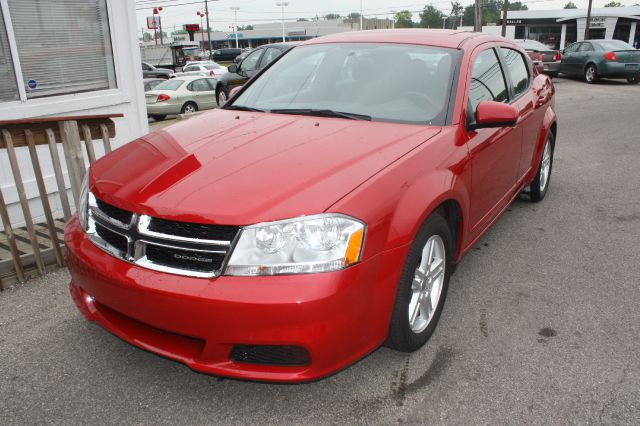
[66,30,557,382]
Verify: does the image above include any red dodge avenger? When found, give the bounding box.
[66,30,556,382]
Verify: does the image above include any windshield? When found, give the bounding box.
[596,40,635,51]
[153,80,185,91]
[230,43,457,125]
[519,40,551,51]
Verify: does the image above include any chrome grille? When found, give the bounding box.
[86,194,239,278]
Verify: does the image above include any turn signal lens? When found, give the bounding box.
[157,94,170,102]
[603,51,618,61]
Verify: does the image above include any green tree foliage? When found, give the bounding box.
[604,1,623,6]
[450,1,464,29]
[347,12,361,20]
[323,13,341,20]
[419,5,444,28]
[508,2,528,10]
[395,10,414,28]
[564,2,578,8]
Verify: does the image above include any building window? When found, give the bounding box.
[0,7,19,101]
[5,0,116,99]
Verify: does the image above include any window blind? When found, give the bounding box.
[8,0,116,98]
[0,7,19,101]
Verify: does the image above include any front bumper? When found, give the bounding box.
[65,217,408,382]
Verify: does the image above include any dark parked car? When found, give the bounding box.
[215,42,298,105]
[141,62,174,79]
[211,48,242,62]
[560,39,640,84]
[515,39,562,77]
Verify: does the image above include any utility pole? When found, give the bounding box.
[474,0,483,32]
[442,16,447,29]
[360,0,363,31]
[231,7,240,48]
[390,10,396,30]
[276,2,289,42]
[584,0,593,40]
[501,0,508,37]
[205,0,214,60]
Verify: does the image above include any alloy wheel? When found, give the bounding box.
[408,235,446,333]
[539,140,552,192]
[586,66,596,83]
[184,104,196,113]
[218,91,228,106]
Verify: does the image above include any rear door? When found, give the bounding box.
[187,78,217,110]
[498,46,539,180]
[465,45,522,234]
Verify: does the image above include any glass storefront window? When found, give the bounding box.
[526,24,563,50]
[0,7,19,102]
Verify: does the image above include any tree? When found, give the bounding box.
[323,13,341,20]
[395,10,414,28]
[508,2,528,11]
[297,18,309,21]
[347,12,361,21]
[564,1,578,8]
[450,1,464,29]
[604,1,623,6]
[142,32,153,42]
[237,25,253,30]
[419,5,444,28]
[462,4,475,26]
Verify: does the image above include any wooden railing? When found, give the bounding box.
[0,114,122,288]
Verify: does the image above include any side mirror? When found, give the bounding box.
[228,64,238,74]
[472,101,518,130]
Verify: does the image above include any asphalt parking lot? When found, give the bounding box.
[2,77,639,425]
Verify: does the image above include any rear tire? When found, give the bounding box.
[385,214,452,352]
[628,75,639,85]
[530,132,555,202]
[181,102,198,114]
[585,64,598,84]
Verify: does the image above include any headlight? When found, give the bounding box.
[224,214,365,276]
[78,173,90,231]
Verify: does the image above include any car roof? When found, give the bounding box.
[303,29,504,50]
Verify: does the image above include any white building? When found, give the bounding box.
[1,0,148,226]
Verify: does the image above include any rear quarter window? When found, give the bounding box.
[500,48,530,98]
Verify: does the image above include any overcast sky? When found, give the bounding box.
[135,0,640,36]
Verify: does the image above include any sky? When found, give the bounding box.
[135,0,640,36]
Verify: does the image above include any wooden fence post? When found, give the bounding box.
[59,120,86,208]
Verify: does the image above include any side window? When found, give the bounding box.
[500,48,530,98]
[240,50,263,72]
[188,79,211,92]
[469,48,509,121]
[578,42,593,52]
[259,48,283,69]
[564,43,580,53]
[141,63,149,71]
[183,66,196,72]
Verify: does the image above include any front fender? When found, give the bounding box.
[528,105,557,184]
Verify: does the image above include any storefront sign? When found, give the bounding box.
[590,17,605,27]
[227,32,244,39]
[506,19,522,24]
[287,28,306,36]
[27,79,37,90]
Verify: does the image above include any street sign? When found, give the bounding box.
[147,15,160,30]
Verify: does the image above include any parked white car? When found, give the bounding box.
[145,76,218,121]
[177,62,228,77]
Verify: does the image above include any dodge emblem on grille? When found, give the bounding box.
[173,253,214,263]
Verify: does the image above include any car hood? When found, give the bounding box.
[90,109,440,225]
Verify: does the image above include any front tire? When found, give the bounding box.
[385,213,452,352]
[181,102,198,114]
[530,132,555,202]
[216,88,228,106]
[585,64,598,84]
[627,75,639,85]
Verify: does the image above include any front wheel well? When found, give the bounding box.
[433,200,463,261]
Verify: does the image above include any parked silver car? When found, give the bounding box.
[175,62,228,78]
[145,76,218,121]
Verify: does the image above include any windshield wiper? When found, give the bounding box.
[223,105,265,112]
[270,109,371,121]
